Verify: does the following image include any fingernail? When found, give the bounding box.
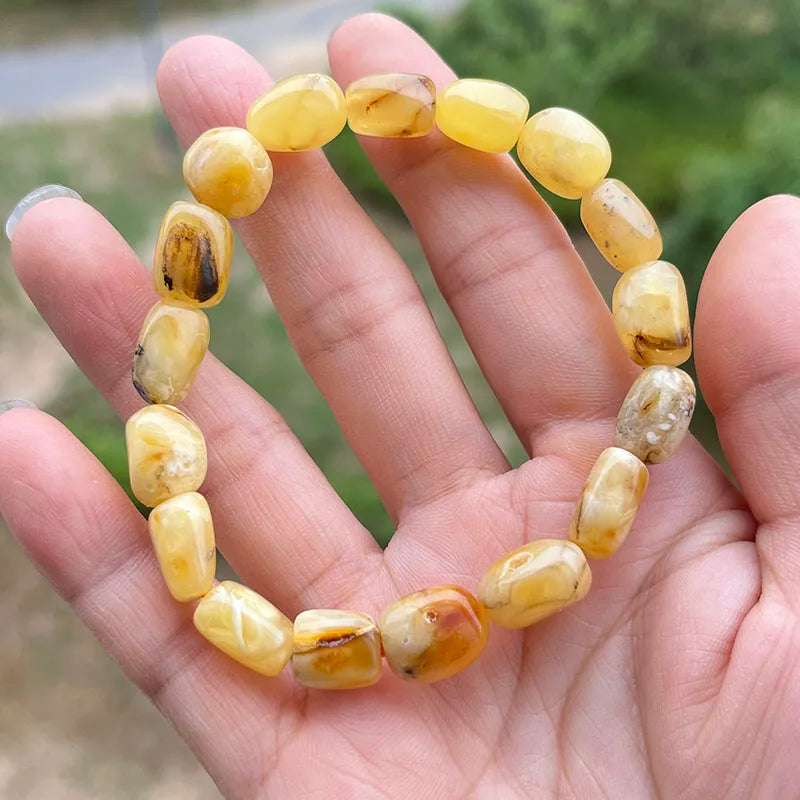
[5,185,83,242]
[0,399,38,415]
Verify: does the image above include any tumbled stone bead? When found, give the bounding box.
[148,492,215,602]
[132,299,209,405]
[570,447,649,559]
[615,366,696,464]
[154,201,233,308]
[183,127,273,219]
[380,585,488,684]
[478,540,591,629]
[346,73,436,138]
[580,179,662,271]
[517,107,611,199]
[435,78,529,154]
[292,609,382,689]
[126,404,207,507]
[193,581,293,676]
[246,73,347,152]
[612,260,692,367]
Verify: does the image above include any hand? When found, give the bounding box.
[2,14,798,799]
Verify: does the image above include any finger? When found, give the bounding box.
[157,36,509,519]
[695,194,800,608]
[328,14,637,454]
[11,197,380,614]
[0,409,288,797]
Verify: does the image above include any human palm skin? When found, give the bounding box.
[1,14,799,799]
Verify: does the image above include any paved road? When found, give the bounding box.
[0,0,460,123]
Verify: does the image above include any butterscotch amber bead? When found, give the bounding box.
[148,492,215,602]
[246,73,347,152]
[517,107,611,199]
[435,79,529,154]
[615,366,696,464]
[126,404,207,507]
[154,201,233,308]
[194,581,293,676]
[292,610,382,689]
[183,127,273,219]
[346,73,436,138]
[380,585,488,684]
[478,540,591,629]
[613,260,692,367]
[580,179,662,271]
[132,299,209,405]
[570,447,649,559]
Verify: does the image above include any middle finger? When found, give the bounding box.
[329,14,638,459]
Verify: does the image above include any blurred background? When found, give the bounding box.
[1,0,799,796]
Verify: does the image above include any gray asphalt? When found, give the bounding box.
[0,0,460,123]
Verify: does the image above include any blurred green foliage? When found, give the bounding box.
[328,0,800,299]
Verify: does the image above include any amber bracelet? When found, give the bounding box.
[66,73,700,688]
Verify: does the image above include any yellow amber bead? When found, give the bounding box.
[292,609,382,690]
[183,127,273,219]
[612,260,692,367]
[132,299,209,405]
[154,201,233,308]
[580,179,662,271]
[570,447,649,559]
[435,78,529,154]
[478,540,591,629]
[148,492,215,602]
[246,73,347,152]
[126,404,207,508]
[517,107,611,199]
[380,585,488,684]
[345,73,436,138]
[615,366,696,464]
[193,581,293,676]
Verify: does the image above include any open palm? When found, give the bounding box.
[2,14,798,799]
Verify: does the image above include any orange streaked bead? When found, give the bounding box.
[292,609,382,689]
[380,585,488,684]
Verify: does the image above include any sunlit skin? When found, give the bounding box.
[1,14,799,800]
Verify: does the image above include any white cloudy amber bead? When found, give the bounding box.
[478,540,591,629]
[517,108,611,199]
[148,492,215,602]
[292,609,382,689]
[569,447,649,559]
[193,581,293,676]
[132,299,209,405]
[613,260,692,367]
[125,404,207,507]
[615,366,696,464]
